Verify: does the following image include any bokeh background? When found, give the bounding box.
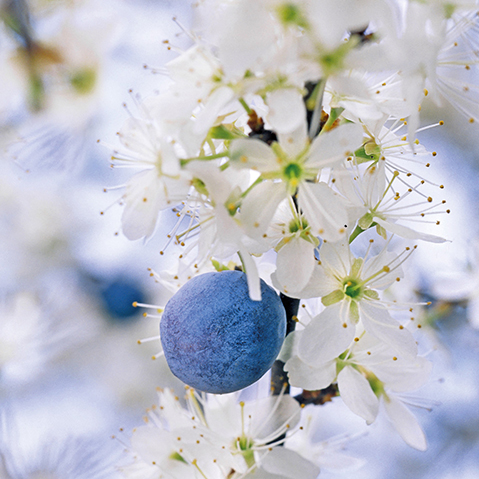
[1,1,479,477]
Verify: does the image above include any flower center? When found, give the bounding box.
[288,216,308,233]
[283,162,303,188]
[343,278,362,299]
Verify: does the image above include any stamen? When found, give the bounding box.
[137,335,161,345]
[191,459,208,479]
[132,302,163,311]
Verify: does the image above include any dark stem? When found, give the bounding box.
[294,384,339,406]
[270,293,300,396]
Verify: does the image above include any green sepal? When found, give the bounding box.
[169,452,188,464]
[322,289,345,306]
[443,2,456,18]
[364,141,381,157]
[376,223,388,240]
[319,38,358,76]
[224,186,242,216]
[358,212,374,230]
[349,300,360,324]
[322,107,345,131]
[300,230,320,247]
[208,124,244,140]
[192,177,209,196]
[211,259,231,272]
[367,372,385,398]
[354,146,376,164]
[364,289,380,300]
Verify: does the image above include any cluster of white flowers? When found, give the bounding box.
[104,0,479,476]
[120,387,363,479]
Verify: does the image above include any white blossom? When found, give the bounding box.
[274,240,418,362]
[110,99,192,241]
[231,120,363,242]
[122,387,313,479]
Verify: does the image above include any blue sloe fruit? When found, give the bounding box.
[160,270,287,394]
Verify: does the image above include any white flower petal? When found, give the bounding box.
[382,395,427,451]
[272,263,338,299]
[359,302,417,358]
[118,117,158,161]
[467,295,479,329]
[167,44,218,86]
[250,395,302,440]
[299,303,356,366]
[277,121,309,158]
[337,366,379,424]
[374,217,447,243]
[194,86,235,136]
[240,181,286,237]
[267,89,307,135]
[362,250,403,290]
[315,450,366,472]
[298,182,349,242]
[372,356,432,392]
[180,86,235,155]
[261,447,320,479]
[308,123,363,169]
[230,138,278,173]
[121,170,165,241]
[186,161,231,204]
[275,237,316,293]
[285,356,336,390]
[131,427,173,464]
[278,330,302,363]
[317,241,351,278]
[214,0,276,79]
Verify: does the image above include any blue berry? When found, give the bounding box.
[160,270,287,394]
